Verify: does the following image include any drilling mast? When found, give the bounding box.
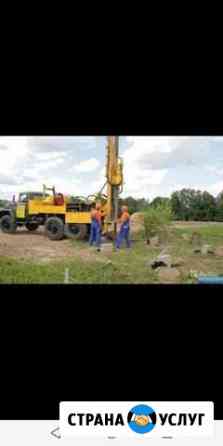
[105,136,123,234]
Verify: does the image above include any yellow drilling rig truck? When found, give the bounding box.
[0,137,123,241]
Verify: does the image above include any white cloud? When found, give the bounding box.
[0,137,104,198]
[1,136,223,201]
[124,136,213,171]
[121,137,172,198]
[121,136,223,199]
[74,158,100,173]
[35,151,66,162]
[90,165,107,194]
[204,181,223,196]
[0,137,28,176]
[205,166,223,177]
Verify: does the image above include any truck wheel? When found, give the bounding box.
[64,223,88,240]
[45,217,64,240]
[25,222,39,232]
[0,215,17,234]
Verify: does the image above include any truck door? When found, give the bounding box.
[16,193,28,220]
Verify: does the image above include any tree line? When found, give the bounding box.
[120,189,223,222]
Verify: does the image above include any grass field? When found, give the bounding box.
[0,222,223,284]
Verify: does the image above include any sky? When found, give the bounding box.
[0,136,223,201]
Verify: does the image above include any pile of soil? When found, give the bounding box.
[130,212,145,233]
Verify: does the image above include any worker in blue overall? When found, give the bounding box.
[89,202,102,252]
[115,205,131,249]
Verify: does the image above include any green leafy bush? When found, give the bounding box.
[143,203,173,241]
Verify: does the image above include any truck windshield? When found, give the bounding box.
[19,194,28,202]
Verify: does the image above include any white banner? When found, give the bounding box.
[59,401,214,439]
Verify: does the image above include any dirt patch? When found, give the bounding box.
[149,236,160,247]
[157,267,181,283]
[215,246,223,257]
[0,227,95,263]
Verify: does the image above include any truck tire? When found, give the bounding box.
[25,222,39,232]
[0,215,17,234]
[45,217,64,241]
[64,223,88,240]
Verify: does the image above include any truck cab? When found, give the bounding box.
[0,191,49,234]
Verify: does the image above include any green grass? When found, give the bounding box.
[174,223,223,246]
[171,223,223,282]
[1,223,223,283]
[0,242,158,284]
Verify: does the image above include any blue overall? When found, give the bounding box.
[116,221,131,249]
[89,219,101,248]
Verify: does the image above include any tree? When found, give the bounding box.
[215,191,223,221]
[170,189,193,220]
[170,189,217,221]
[192,191,216,221]
[150,196,170,208]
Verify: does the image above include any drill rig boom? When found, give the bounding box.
[105,136,123,233]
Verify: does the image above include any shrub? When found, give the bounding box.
[143,202,173,241]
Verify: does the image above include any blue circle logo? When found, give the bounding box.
[127,404,156,434]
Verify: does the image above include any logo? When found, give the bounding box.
[127,404,157,434]
[60,402,213,438]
